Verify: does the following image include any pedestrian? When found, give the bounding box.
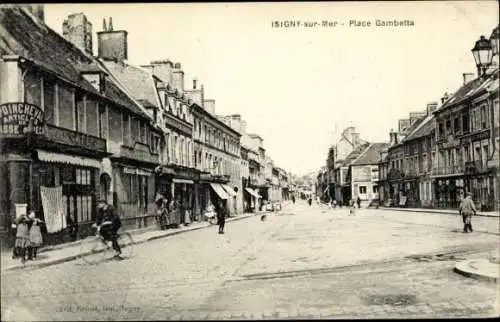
[459,192,477,233]
[308,197,312,206]
[27,210,44,260]
[13,211,31,262]
[349,199,356,216]
[357,196,361,209]
[292,195,295,204]
[333,200,337,209]
[217,200,227,234]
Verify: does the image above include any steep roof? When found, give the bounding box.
[404,114,435,141]
[351,143,389,166]
[102,61,162,110]
[0,7,151,120]
[341,142,370,167]
[0,7,97,93]
[437,70,498,112]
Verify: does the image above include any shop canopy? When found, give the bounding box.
[221,184,237,197]
[210,183,229,200]
[245,187,262,199]
[173,178,194,184]
[37,149,100,168]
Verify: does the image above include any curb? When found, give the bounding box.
[2,212,262,272]
[377,207,499,218]
[453,261,499,283]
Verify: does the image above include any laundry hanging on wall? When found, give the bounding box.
[40,186,67,233]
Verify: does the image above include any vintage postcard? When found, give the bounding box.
[0,1,499,320]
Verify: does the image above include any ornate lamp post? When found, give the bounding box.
[471,35,493,77]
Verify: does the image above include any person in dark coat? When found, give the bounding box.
[95,200,122,257]
[459,192,477,233]
[217,200,227,234]
[357,196,361,209]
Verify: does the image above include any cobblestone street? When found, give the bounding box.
[1,202,499,320]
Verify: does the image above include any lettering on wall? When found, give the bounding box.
[0,102,46,135]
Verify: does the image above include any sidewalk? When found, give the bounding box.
[453,254,500,283]
[378,207,499,218]
[1,210,271,273]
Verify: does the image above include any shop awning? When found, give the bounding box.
[221,184,237,197]
[245,187,262,199]
[173,178,194,184]
[210,183,229,200]
[37,150,100,168]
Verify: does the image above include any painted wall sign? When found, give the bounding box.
[0,103,45,135]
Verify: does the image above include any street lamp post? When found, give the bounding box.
[471,35,493,77]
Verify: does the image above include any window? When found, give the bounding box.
[462,114,470,133]
[438,123,444,137]
[43,78,56,125]
[475,146,481,163]
[58,85,74,130]
[463,144,470,162]
[123,114,131,146]
[454,117,460,134]
[98,104,107,139]
[24,70,42,107]
[373,186,379,193]
[445,120,451,135]
[359,186,367,194]
[483,145,489,166]
[75,92,85,133]
[481,106,488,129]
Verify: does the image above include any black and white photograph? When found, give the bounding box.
[0,1,499,320]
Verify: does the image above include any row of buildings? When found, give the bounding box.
[317,25,499,212]
[0,5,296,248]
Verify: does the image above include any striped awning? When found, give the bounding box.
[221,184,237,197]
[210,183,229,200]
[37,150,100,168]
[245,187,262,199]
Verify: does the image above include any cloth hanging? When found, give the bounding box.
[40,186,66,233]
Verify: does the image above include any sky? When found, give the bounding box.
[43,1,498,177]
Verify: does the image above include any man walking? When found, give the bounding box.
[459,192,477,233]
[217,200,227,234]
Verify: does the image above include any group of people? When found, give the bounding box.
[11,208,44,262]
[155,196,194,231]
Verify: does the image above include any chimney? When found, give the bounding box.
[441,92,450,105]
[150,59,174,85]
[351,132,360,147]
[204,99,216,114]
[193,78,197,89]
[241,120,247,134]
[18,4,45,22]
[63,13,93,54]
[398,119,411,133]
[172,63,184,95]
[463,73,475,85]
[389,129,398,145]
[426,101,438,116]
[97,17,128,61]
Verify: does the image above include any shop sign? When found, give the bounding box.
[0,103,45,135]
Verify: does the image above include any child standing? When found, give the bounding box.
[14,212,30,262]
[27,210,43,260]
